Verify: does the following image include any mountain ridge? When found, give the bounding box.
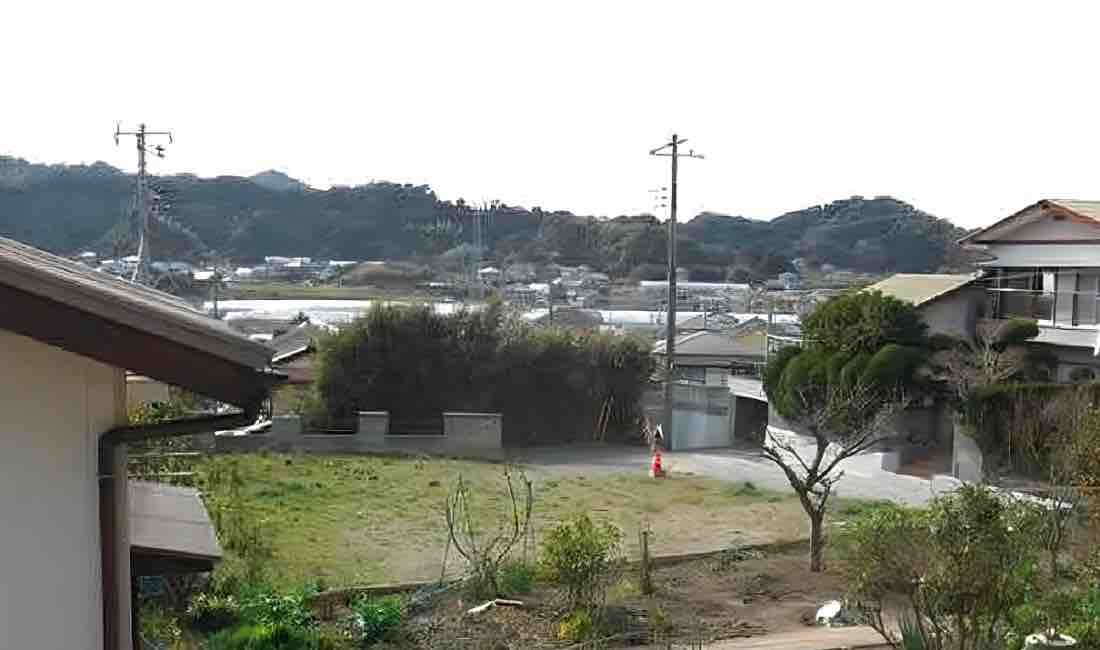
[0,156,973,277]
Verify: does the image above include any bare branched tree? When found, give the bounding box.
[934,320,1038,402]
[444,466,534,599]
[763,380,906,572]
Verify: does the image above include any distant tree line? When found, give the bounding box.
[0,156,973,277]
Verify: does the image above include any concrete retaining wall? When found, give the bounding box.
[214,412,503,459]
[952,418,984,482]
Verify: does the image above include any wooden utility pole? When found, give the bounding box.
[650,134,704,447]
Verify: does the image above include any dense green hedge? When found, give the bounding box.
[314,302,655,445]
[962,381,1100,474]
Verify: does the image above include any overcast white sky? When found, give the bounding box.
[4,1,1099,228]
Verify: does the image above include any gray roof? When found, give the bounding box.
[129,481,222,562]
[654,319,767,359]
[866,273,978,307]
[270,322,326,361]
[678,312,741,331]
[0,237,272,369]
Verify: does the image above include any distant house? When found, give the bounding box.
[653,318,768,385]
[865,273,983,339]
[0,236,275,650]
[778,271,800,290]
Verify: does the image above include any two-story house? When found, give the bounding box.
[960,199,1100,382]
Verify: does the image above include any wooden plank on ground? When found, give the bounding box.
[703,626,888,650]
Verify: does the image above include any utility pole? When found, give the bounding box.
[115,123,172,285]
[650,133,704,446]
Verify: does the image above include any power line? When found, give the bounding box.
[115,123,172,285]
[649,133,704,446]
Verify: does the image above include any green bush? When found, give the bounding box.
[186,593,240,634]
[239,589,315,630]
[499,561,537,595]
[839,352,872,387]
[205,623,345,650]
[540,514,623,611]
[845,485,1044,650]
[802,290,928,356]
[557,609,595,642]
[350,594,406,646]
[763,345,801,393]
[860,344,923,387]
[1008,586,1100,649]
[313,303,655,445]
[138,603,182,648]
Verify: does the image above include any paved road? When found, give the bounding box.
[514,443,960,506]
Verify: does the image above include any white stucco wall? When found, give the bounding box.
[0,330,126,650]
[984,243,1100,268]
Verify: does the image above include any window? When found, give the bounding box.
[1077,271,1100,326]
[1055,270,1076,326]
[674,366,706,384]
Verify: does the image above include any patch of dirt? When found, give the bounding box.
[367,547,849,648]
[621,548,847,644]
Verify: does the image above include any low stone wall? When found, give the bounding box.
[214,412,504,459]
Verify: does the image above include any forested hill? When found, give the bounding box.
[0,156,971,278]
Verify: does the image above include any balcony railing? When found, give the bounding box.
[988,288,1098,327]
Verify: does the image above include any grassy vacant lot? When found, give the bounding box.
[201,453,808,589]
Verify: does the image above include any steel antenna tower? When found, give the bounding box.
[115,123,173,284]
[649,133,704,447]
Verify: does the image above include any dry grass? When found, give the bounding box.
[202,454,807,589]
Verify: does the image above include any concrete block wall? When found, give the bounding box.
[214,411,503,459]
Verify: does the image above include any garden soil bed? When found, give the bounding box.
[327,544,854,649]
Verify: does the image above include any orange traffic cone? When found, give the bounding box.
[649,449,665,478]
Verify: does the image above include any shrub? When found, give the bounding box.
[350,595,406,646]
[239,589,315,630]
[499,561,537,595]
[138,603,182,648]
[186,593,240,634]
[1009,586,1100,650]
[860,344,923,388]
[557,609,595,642]
[445,468,533,600]
[205,623,344,650]
[803,290,927,356]
[845,485,1044,649]
[540,514,623,611]
[200,457,274,587]
[314,303,655,445]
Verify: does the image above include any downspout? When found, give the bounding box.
[98,411,256,650]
